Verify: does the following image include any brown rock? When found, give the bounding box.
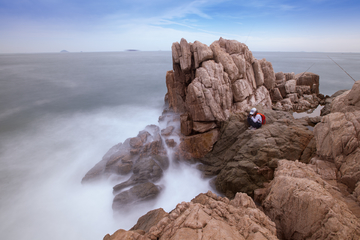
[165,70,186,113]
[179,129,220,159]
[295,72,319,94]
[105,191,278,240]
[232,79,253,102]
[165,139,177,148]
[253,59,264,87]
[180,112,193,136]
[179,38,192,72]
[192,41,213,68]
[192,121,217,133]
[262,160,360,240]
[130,208,169,233]
[112,182,160,211]
[260,58,276,90]
[270,88,283,101]
[210,41,239,82]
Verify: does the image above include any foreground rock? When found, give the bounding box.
[104,191,278,240]
[261,160,360,239]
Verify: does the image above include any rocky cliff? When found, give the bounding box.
[81,38,360,239]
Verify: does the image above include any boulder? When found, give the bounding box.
[165,70,186,113]
[231,54,247,79]
[179,38,192,72]
[104,191,278,240]
[112,182,161,211]
[232,79,253,102]
[262,160,360,240]
[295,72,319,94]
[285,79,296,94]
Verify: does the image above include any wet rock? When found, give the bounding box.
[112,182,161,211]
[113,157,163,193]
[165,139,177,148]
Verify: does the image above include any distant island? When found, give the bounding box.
[60,50,69,53]
[125,49,139,51]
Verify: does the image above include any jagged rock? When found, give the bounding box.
[178,38,192,72]
[104,191,278,240]
[130,208,169,233]
[113,157,164,193]
[112,182,161,211]
[165,139,177,148]
[260,59,275,91]
[161,126,174,136]
[180,112,193,136]
[295,72,319,94]
[198,109,313,198]
[179,129,220,159]
[253,59,264,87]
[165,70,186,113]
[285,79,296,94]
[192,41,213,68]
[210,41,239,82]
[271,88,283,101]
[185,60,232,122]
[231,54,247,79]
[193,121,217,133]
[232,79,253,102]
[262,160,360,240]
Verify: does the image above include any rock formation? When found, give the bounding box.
[104,191,278,240]
[82,39,360,240]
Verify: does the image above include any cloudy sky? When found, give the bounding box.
[1,0,359,53]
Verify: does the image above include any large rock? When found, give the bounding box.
[185,60,232,122]
[295,72,319,94]
[210,41,239,82]
[253,59,264,87]
[262,160,360,240]
[192,41,213,68]
[198,109,314,198]
[259,59,275,90]
[104,191,278,240]
[112,182,161,211]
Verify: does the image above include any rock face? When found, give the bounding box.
[82,114,181,211]
[314,80,360,191]
[166,37,322,159]
[104,191,278,240]
[261,160,360,240]
[198,107,315,198]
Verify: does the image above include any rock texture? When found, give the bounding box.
[166,38,323,160]
[261,160,360,240]
[103,191,278,240]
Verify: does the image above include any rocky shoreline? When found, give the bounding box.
[82,38,360,239]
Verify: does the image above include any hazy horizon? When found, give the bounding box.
[1,0,359,54]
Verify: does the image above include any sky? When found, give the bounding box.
[0,0,359,53]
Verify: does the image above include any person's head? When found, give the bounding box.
[250,108,257,116]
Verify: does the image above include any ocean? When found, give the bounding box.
[0,51,359,240]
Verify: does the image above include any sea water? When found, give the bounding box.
[0,51,359,240]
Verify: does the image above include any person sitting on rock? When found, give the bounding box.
[247,108,262,130]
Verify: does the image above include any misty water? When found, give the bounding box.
[0,51,359,240]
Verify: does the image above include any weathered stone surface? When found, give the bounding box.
[179,38,192,72]
[112,182,161,211]
[260,59,275,90]
[285,79,296,94]
[231,54,247,79]
[113,157,164,193]
[180,112,193,136]
[210,41,239,82]
[185,60,232,122]
[179,129,220,159]
[165,139,177,148]
[296,72,319,94]
[104,191,278,240]
[192,41,213,68]
[232,79,253,102]
[193,121,217,133]
[271,88,283,101]
[130,208,169,233]
[262,160,360,240]
[198,109,313,198]
[253,59,264,87]
[161,126,174,136]
[165,70,185,113]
